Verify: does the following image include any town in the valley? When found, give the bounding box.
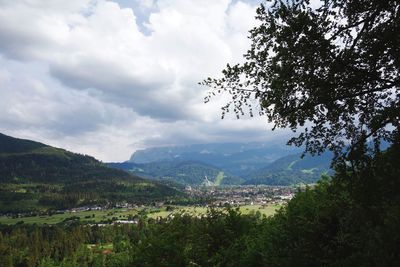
[184,185,298,207]
[1,185,301,224]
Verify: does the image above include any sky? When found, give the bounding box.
[0,0,287,162]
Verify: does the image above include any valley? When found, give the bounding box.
[0,184,293,225]
[0,132,322,215]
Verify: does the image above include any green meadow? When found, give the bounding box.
[0,204,282,225]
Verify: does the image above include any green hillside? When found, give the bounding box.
[245,152,333,185]
[0,133,182,213]
[0,133,47,154]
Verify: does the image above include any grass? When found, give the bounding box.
[0,208,138,225]
[0,204,283,225]
[1,183,63,191]
[287,160,299,170]
[213,172,225,186]
[301,168,317,174]
[148,204,282,219]
[239,204,282,216]
[87,243,114,253]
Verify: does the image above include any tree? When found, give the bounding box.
[202,0,400,159]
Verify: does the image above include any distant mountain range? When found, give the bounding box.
[129,142,302,175]
[109,142,333,186]
[108,160,244,186]
[0,133,181,213]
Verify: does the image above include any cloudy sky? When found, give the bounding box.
[0,0,286,161]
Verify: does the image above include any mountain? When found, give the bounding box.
[123,142,334,186]
[123,141,393,186]
[0,133,181,213]
[129,142,302,176]
[108,160,244,186]
[245,152,333,185]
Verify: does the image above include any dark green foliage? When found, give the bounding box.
[0,133,47,154]
[0,208,265,267]
[255,142,400,267]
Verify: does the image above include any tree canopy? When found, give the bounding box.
[202,0,400,158]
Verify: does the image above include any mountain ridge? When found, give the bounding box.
[129,142,303,176]
[108,160,244,186]
[120,142,332,186]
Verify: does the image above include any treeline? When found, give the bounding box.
[1,144,399,266]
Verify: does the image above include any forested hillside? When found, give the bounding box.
[245,152,333,185]
[0,133,181,213]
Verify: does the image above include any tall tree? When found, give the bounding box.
[202,0,400,158]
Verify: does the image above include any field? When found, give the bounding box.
[213,171,225,186]
[0,204,282,225]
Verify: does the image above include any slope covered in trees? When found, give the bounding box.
[0,133,181,213]
[245,151,333,185]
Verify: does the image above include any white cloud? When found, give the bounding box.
[0,0,281,162]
